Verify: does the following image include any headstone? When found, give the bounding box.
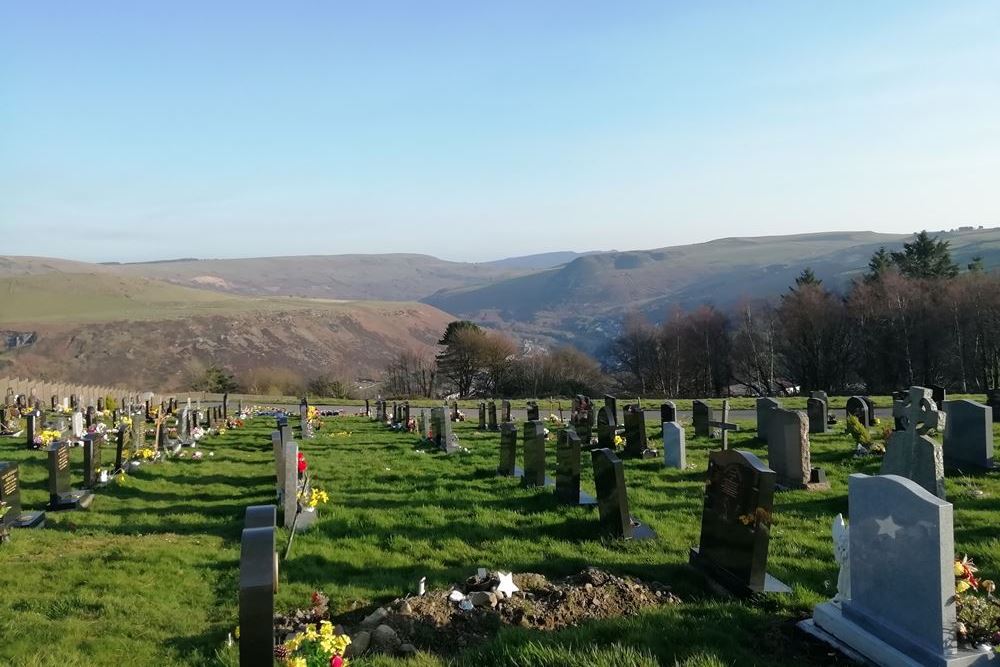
[85,405,96,428]
[596,406,615,449]
[132,412,145,450]
[239,506,278,667]
[418,411,427,439]
[46,443,93,510]
[555,428,596,506]
[756,398,780,442]
[299,398,313,439]
[0,462,45,528]
[693,400,713,438]
[501,400,512,422]
[663,422,686,469]
[809,390,829,408]
[623,405,657,458]
[97,396,105,412]
[50,395,58,410]
[768,408,828,490]
[806,474,988,667]
[478,402,486,430]
[521,421,550,488]
[591,448,655,540]
[364,399,370,417]
[526,401,540,421]
[222,392,228,419]
[986,389,1000,423]
[401,401,410,426]
[82,436,101,488]
[271,431,284,499]
[660,401,676,424]
[487,400,498,431]
[451,401,460,421]
[943,399,995,470]
[25,410,40,448]
[497,422,521,477]
[928,384,946,408]
[806,397,827,434]
[603,395,618,428]
[845,396,869,427]
[282,440,298,528]
[861,397,877,426]
[881,386,946,499]
[689,449,789,596]
[114,425,127,472]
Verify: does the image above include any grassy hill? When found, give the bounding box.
[0,273,453,389]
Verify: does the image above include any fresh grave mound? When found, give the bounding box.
[277,568,680,658]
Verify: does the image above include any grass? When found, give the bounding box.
[1,412,999,666]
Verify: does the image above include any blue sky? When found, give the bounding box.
[3,2,998,262]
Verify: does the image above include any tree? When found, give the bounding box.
[478,332,518,396]
[193,365,239,393]
[778,276,852,392]
[864,247,893,283]
[967,256,985,273]
[890,231,959,279]
[436,321,486,397]
[382,350,436,397]
[794,267,821,288]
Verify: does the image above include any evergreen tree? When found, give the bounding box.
[890,231,959,279]
[792,267,821,289]
[864,247,893,283]
[967,256,985,273]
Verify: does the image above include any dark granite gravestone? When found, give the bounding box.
[693,400,713,438]
[50,395,58,410]
[943,399,995,470]
[809,390,829,408]
[623,405,657,458]
[555,428,597,506]
[767,408,828,490]
[861,396,877,426]
[571,395,595,445]
[70,394,79,410]
[660,401,676,424]
[755,398,780,442]
[478,402,486,430]
[114,425,127,473]
[299,398,313,439]
[497,422,521,477]
[85,406,95,428]
[521,421,552,487]
[487,401,498,431]
[401,402,410,426]
[451,401,460,421]
[928,384,946,408]
[97,397,105,412]
[805,474,989,667]
[46,443,93,511]
[82,436,101,488]
[239,506,278,667]
[986,389,1000,424]
[501,400,512,422]
[689,449,789,596]
[0,462,45,528]
[603,395,619,429]
[806,397,827,434]
[596,406,615,449]
[222,392,228,419]
[25,410,40,448]
[845,396,869,427]
[591,448,655,540]
[364,399,370,417]
[526,401,540,421]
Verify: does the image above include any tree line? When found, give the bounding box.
[607,232,1000,396]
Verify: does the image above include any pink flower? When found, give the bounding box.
[330,657,344,667]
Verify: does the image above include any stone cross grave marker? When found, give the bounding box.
[689,449,789,596]
[805,474,989,667]
[623,404,657,458]
[806,397,827,434]
[693,400,713,438]
[943,399,995,470]
[497,422,521,477]
[47,442,93,511]
[239,505,278,667]
[708,401,739,450]
[521,420,552,487]
[881,386,946,499]
[756,398,780,442]
[0,462,45,528]
[767,408,828,490]
[591,448,655,540]
[663,422,686,469]
[556,428,596,506]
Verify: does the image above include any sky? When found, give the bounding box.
[2,2,999,263]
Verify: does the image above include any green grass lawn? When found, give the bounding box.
[1,414,998,666]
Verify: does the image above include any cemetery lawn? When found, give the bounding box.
[2,416,999,666]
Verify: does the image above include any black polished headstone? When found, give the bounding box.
[239,511,277,667]
[46,443,93,511]
[0,462,45,528]
[82,436,101,488]
[487,400,498,431]
[623,405,656,458]
[591,448,655,540]
[25,410,40,448]
[806,398,827,434]
[689,449,788,596]
[526,401,540,421]
[498,422,521,477]
[596,406,615,449]
[521,420,549,487]
[556,429,596,506]
[114,425,127,472]
[693,400,713,438]
[660,401,676,424]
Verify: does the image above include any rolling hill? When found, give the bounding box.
[0,273,453,389]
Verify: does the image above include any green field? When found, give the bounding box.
[1,413,998,666]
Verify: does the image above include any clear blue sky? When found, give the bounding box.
[3,2,998,262]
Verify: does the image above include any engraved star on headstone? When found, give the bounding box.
[876,515,902,539]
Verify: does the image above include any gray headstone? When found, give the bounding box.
[881,387,946,499]
[810,474,984,667]
[478,402,486,430]
[943,399,994,470]
[662,422,685,469]
[521,421,547,487]
[693,400,713,438]
[756,398,780,442]
[806,397,827,434]
[809,390,829,408]
[767,409,819,489]
[282,440,298,528]
[501,400,511,422]
[487,400,498,431]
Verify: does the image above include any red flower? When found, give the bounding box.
[331,656,344,667]
[298,458,308,473]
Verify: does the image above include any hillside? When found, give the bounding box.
[0,273,453,389]
[422,228,1000,351]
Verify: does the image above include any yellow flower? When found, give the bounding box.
[955,561,966,577]
[234,626,240,639]
[288,658,307,667]
[319,620,334,637]
[957,580,971,594]
[304,624,319,640]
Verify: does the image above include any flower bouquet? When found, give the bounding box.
[955,555,1000,651]
[275,620,350,667]
[32,429,63,450]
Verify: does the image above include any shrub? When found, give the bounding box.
[844,414,872,446]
